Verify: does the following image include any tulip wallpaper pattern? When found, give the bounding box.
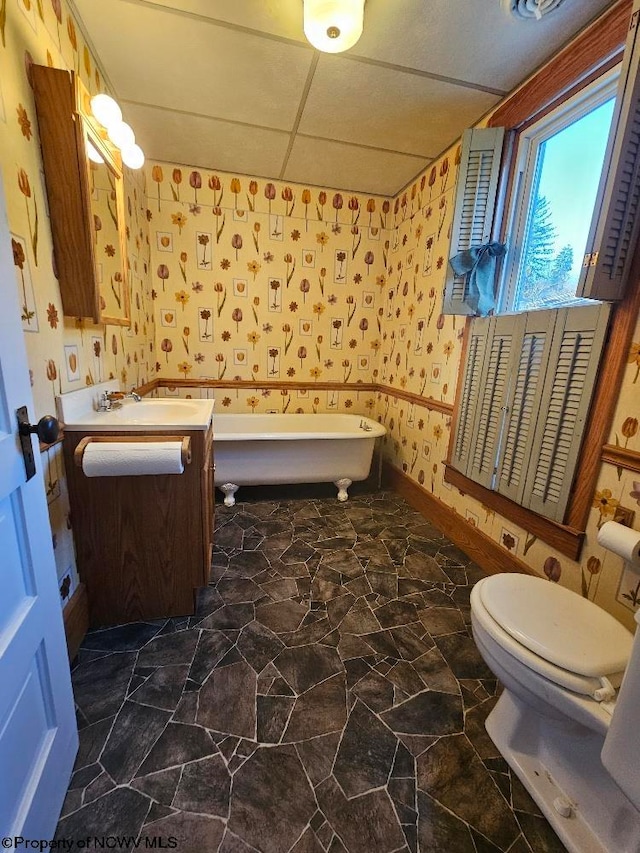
[147,163,389,417]
[0,0,154,605]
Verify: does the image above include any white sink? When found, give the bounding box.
[57,383,215,432]
[111,400,204,424]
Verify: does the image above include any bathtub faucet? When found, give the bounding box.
[359,419,373,431]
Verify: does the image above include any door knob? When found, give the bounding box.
[19,414,60,444]
[16,406,61,481]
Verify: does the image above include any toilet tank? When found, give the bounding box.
[601,610,640,810]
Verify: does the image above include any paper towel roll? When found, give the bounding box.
[82,441,184,477]
[597,521,640,567]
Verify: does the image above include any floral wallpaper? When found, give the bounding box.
[2,0,637,634]
[378,144,640,632]
[0,0,154,606]
[147,162,389,417]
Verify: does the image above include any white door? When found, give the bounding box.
[0,175,77,836]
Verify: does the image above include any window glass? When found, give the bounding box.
[513,98,615,311]
[501,72,618,314]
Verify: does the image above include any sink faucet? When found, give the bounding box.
[96,388,141,411]
[97,391,117,412]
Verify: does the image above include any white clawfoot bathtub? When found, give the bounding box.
[213,413,386,506]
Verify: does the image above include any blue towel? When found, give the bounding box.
[449,242,506,316]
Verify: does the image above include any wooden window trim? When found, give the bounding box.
[443,464,585,560]
[566,251,640,529]
[488,0,631,131]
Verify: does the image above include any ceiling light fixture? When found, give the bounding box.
[303,0,365,53]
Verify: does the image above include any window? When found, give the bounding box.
[444,3,640,527]
[500,71,617,314]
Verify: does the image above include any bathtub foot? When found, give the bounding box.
[334,478,352,502]
[220,483,239,507]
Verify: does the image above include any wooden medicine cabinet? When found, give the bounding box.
[32,65,131,327]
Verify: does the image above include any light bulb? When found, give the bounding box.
[303,0,364,53]
[108,121,135,150]
[121,143,145,170]
[90,93,122,129]
[85,138,104,164]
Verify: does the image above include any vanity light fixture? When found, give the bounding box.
[89,93,145,170]
[107,120,135,151]
[303,0,365,53]
[85,138,104,165]
[90,93,122,128]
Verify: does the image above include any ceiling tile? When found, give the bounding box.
[73,0,313,130]
[125,103,291,177]
[126,0,307,42]
[298,57,500,157]
[284,136,428,196]
[353,0,613,91]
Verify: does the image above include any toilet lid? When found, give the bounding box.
[479,574,633,677]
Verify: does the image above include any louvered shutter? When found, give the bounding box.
[522,303,611,521]
[450,317,491,475]
[466,315,522,489]
[495,310,556,504]
[443,127,505,315]
[577,1,640,301]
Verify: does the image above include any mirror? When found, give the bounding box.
[32,66,131,327]
[83,121,130,326]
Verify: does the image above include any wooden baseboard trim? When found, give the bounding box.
[63,582,89,661]
[383,461,537,579]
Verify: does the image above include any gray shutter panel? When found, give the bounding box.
[577,1,640,301]
[522,303,611,521]
[450,317,491,476]
[466,314,522,489]
[495,309,556,504]
[443,127,505,315]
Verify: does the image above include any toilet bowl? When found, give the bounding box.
[470,573,640,853]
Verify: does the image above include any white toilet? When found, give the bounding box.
[471,572,640,853]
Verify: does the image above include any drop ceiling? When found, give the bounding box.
[70,0,614,196]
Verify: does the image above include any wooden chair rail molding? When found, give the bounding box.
[443,465,585,561]
[488,0,631,130]
[140,377,455,416]
[383,461,537,578]
[376,385,454,416]
[601,445,640,475]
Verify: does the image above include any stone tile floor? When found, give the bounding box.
[57,491,567,852]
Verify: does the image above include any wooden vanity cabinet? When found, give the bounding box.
[63,424,214,627]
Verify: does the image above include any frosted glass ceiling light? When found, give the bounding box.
[121,143,145,170]
[303,0,365,53]
[108,121,135,150]
[90,93,122,129]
